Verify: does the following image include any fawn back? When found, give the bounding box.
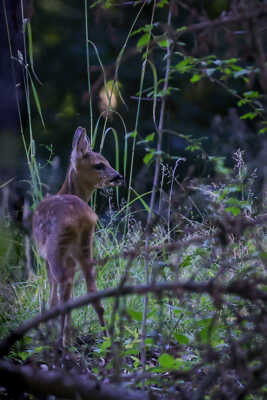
[33,127,123,346]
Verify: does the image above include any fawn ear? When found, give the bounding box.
[72,127,91,158]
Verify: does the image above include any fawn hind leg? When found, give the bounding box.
[79,226,108,336]
[47,263,58,307]
[59,281,72,347]
[48,241,75,347]
[81,263,107,335]
[47,227,77,347]
[58,256,76,347]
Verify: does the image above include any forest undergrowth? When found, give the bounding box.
[0,149,266,399]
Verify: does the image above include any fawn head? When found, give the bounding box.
[70,127,123,190]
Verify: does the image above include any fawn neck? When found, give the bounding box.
[57,167,95,203]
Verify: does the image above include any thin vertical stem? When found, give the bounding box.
[125,0,157,235]
[20,0,33,150]
[141,5,173,380]
[127,59,147,201]
[148,8,172,225]
[168,159,180,238]
[20,1,42,204]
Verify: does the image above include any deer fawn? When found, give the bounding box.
[33,127,123,346]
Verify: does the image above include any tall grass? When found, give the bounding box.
[0,0,159,332]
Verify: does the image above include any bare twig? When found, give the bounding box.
[174,5,267,37]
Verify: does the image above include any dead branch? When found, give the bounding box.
[176,5,267,36]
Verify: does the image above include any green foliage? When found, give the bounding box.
[174,332,190,345]
[172,54,265,127]
[127,308,143,322]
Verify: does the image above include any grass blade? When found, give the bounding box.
[28,73,45,128]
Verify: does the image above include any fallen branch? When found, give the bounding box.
[0,360,155,400]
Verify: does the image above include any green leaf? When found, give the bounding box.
[237,98,248,107]
[128,308,143,322]
[31,346,45,355]
[230,65,243,72]
[100,338,111,352]
[137,133,155,145]
[149,367,165,373]
[126,130,138,139]
[137,33,150,49]
[131,356,141,367]
[173,358,187,370]
[240,112,257,120]
[190,73,202,83]
[157,0,168,8]
[224,58,238,64]
[175,57,195,73]
[143,152,154,165]
[145,133,155,142]
[197,317,213,328]
[131,24,153,37]
[225,206,241,216]
[18,352,29,361]
[27,22,34,69]
[186,144,201,152]
[225,198,251,211]
[176,26,187,33]
[180,255,192,268]
[224,67,232,75]
[244,91,260,99]
[158,38,168,48]
[174,333,190,345]
[124,348,139,356]
[29,75,45,128]
[158,353,175,369]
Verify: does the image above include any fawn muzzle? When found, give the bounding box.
[109,173,124,186]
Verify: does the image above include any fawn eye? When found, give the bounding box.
[93,163,106,170]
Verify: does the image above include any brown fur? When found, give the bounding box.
[32,127,122,346]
